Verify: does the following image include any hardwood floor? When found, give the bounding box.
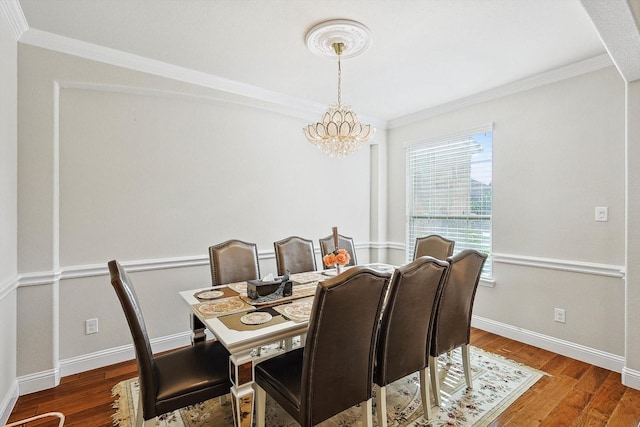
[7,328,640,426]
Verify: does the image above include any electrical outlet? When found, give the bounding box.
[86,318,99,334]
[595,207,608,222]
[554,308,566,323]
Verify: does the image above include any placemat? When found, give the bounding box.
[193,286,239,301]
[273,297,314,322]
[226,281,248,295]
[289,271,327,284]
[218,307,287,331]
[194,296,253,318]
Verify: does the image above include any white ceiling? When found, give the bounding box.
[16,0,608,123]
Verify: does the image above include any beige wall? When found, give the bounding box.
[7,25,638,399]
[17,44,377,376]
[0,6,18,423]
[388,67,627,356]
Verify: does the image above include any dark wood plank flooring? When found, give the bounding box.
[7,328,640,426]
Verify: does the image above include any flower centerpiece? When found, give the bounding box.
[323,226,351,274]
[323,248,351,272]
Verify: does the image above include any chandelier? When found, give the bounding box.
[303,20,376,158]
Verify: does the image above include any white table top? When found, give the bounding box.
[179,263,396,355]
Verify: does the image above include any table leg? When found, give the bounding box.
[190,314,206,344]
[229,350,255,427]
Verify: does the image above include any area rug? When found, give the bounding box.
[112,346,545,427]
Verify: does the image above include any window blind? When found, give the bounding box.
[406,127,493,277]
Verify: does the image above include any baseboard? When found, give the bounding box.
[16,367,60,396]
[0,379,19,426]
[59,331,192,378]
[622,366,640,390]
[472,315,625,372]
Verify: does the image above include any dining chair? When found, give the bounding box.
[108,260,232,427]
[253,266,392,427]
[413,234,455,260]
[428,249,487,406]
[374,256,449,427]
[208,239,260,285]
[273,236,317,275]
[318,233,357,267]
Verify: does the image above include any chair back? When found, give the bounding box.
[300,266,391,425]
[375,256,449,386]
[413,235,455,260]
[273,236,317,275]
[108,260,156,420]
[208,239,260,285]
[318,234,357,267]
[431,249,487,356]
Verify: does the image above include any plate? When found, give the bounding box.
[240,312,273,325]
[195,290,224,300]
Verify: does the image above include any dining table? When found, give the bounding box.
[179,263,396,427]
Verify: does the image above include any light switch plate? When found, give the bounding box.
[595,207,608,222]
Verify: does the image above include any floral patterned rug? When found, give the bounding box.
[112,346,545,427]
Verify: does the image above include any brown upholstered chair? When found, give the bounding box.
[429,249,487,406]
[254,267,392,427]
[273,236,317,275]
[208,239,260,285]
[413,235,455,260]
[374,256,449,426]
[108,260,231,427]
[318,233,357,267]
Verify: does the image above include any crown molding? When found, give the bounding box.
[581,0,640,82]
[16,26,611,132]
[0,0,27,41]
[18,28,390,128]
[389,53,614,129]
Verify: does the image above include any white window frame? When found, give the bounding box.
[405,124,493,278]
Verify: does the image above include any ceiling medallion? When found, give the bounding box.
[303,19,375,158]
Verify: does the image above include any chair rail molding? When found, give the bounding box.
[16,247,626,286]
[492,252,625,278]
[0,275,20,301]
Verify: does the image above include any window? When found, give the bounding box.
[406,125,493,277]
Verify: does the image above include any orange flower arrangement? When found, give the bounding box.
[323,248,351,268]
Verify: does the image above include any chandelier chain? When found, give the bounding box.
[337,53,342,107]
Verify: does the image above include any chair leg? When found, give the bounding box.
[462,344,473,389]
[429,355,441,407]
[255,384,267,427]
[375,385,387,427]
[361,398,373,427]
[419,367,432,420]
